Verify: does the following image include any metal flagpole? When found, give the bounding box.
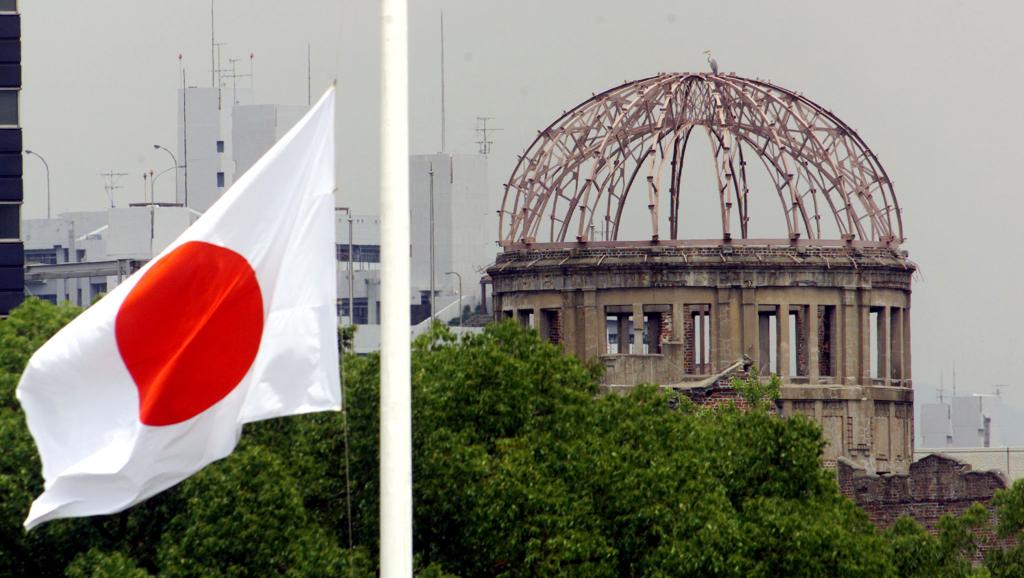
[380,0,413,575]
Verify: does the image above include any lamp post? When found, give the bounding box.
[24,150,51,219]
[445,271,462,327]
[153,144,181,204]
[151,166,176,202]
[336,207,354,324]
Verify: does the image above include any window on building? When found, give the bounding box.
[37,294,57,304]
[76,249,86,263]
[25,249,57,265]
[216,140,224,153]
[90,282,107,296]
[336,244,381,263]
[216,172,225,188]
[0,0,16,11]
[0,90,17,126]
[0,202,17,239]
[339,297,369,325]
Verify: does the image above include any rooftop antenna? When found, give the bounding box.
[100,170,128,208]
[213,41,228,109]
[994,384,1012,397]
[475,116,502,155]
[249,52,255,93]
[210,0,216,87]
[225,57,252,105]
[440,10,447,153]
[307,43,311,106]
[938,369,945,403]
[953,361,958,398]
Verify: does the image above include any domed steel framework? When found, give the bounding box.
[499,73,903,246]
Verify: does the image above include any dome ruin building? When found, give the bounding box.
[489,72,915,474]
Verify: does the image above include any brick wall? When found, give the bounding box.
[838,454,1015,555]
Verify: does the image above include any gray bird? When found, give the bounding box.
[703,50,718,74]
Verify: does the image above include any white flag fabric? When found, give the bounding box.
[17,87,341,529]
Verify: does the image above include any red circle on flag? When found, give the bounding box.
[115,241,264,426]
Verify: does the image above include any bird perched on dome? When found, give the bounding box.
[703,50,718,74]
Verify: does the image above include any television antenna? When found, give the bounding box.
[100,170,128,208]
[475,116,501,155]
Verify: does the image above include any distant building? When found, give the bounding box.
[0,0,20,315]
[920,395,1002,449]
[176,86,255,212]
[22,206,197,306]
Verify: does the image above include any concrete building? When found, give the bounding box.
[176,86,254,212]
[336,153,493,353]
[489,73,914,474]
[232,103,306,180]
[0,1,20,315]
[23,206,196,306]
[921,395,1001,449]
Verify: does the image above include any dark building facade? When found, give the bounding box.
[0,0,20,315]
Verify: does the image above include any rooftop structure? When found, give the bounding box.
[490,72,915,474]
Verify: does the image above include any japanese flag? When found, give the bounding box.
[17,87,341,529]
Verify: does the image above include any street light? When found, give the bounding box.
[153,144,182,205]
[445,271,462,327]
[151,166,176,202]
[24,150,51,219]
[336,207,355,324]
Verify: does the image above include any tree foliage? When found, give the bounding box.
[0,298,1016,576]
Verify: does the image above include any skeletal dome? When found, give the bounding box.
[499,73,903,246]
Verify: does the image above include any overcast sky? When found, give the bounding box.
[21,1,1024,441]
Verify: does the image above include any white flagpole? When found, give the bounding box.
[379,0,413,576]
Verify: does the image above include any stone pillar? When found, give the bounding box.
[758,311,771,375]
[841,288,859,385]
[808,304,820,384]
[617,314,630,354]
[560,291,579,357]
[858,301,870,384]
[742,288,758,365]
[778,303,790,379]
[671,303,684,341]
[633,303,645,355]
[582,289,600,360]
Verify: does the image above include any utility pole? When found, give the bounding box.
[428,162,435,321]
[440,11,446,152]
[336,207,355,324]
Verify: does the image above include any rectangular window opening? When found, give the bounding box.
[758,306,778,376]
[818,305,836,378]
[216,172,225,188]
[516,309,534,330]
[869,308,881,379]
[890,308,903,381]
[789,305,810,378]
[540,309,561,344]
[683,304,711,374]
[605,305,633,354]
[216,140,225,153]
[642,304,670,355]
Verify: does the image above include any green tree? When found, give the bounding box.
[1,301,1010,576]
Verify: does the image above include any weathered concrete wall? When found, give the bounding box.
[490,242,915,473]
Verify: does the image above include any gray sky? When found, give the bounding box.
[21,1,1024,440]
